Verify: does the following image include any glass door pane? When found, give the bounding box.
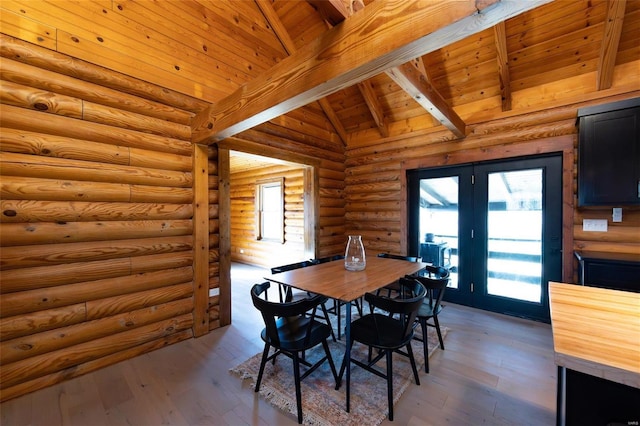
[486,169,542,303]
[408,155,561,322]
[417,176,459,289]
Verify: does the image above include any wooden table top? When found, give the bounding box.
[548,281,640,388]
[264,256,427,302]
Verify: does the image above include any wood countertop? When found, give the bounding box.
[548,282,640,388]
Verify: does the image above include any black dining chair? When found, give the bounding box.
[311,255,363,339]
[270,260,315,302]
[408,264,449,373]
[271,260,337,341]
[376,253,423,297]
[338,277,426,421]
[251,281,339,424]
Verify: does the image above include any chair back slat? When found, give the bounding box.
[251,281,322,345]
[364,278,426,342]
[270,260,314,274]
[409,264,449,311]
[377,252,421,263]
[311,255,344,264]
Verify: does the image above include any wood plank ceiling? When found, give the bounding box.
[228,0,639,169]
[4,0,638,171]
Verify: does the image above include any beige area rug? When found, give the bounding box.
[231,325,448,426]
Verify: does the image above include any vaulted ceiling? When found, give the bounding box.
[3,0,639,156]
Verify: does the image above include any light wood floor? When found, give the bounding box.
[1,263,557,425]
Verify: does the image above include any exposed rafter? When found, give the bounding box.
[312,0,463,138]
[357,80,389,137]
[386,59,466,138]
[192,0,554,144]
[493,21,512,111]
[597,0,626,90]
[255,0,348,145]
[310,0,382,140]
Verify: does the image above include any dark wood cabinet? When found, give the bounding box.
[577,98,640,206]
[563,368,640,426]
[574,251,640,292]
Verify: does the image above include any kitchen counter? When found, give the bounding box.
[549,282,640,425]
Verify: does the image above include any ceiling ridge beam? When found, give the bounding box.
[192,0,554,144]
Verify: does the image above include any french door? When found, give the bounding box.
[407,155,562,322]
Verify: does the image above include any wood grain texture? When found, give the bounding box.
[0,35,207,116]
[196,0,551,142]
[0,200,193,223]
[0,266,193,318]
[265,255,426,302]
[548,282,640,388]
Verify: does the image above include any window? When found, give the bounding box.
[256,178,284,243]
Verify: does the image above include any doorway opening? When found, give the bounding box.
[228,150,317,268]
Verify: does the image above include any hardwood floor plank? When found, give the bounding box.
[0,262,556,426]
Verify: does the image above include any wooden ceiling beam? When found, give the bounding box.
[493,21,512,111]
[317,98,349,144]
[386,58,466,138]
[357,80,389,137]
[316,0,465,139]
[192,0,553,144]
[255,0,296,55]
[310,0,374,141]
[307,0,364,26]
[597,0,626,91]
[255,0,348,145]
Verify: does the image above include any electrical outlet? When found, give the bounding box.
[612,208,622,222]
[583,219,608,232]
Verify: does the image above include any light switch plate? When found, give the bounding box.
[612,208,622,222]
[583,219,608,232]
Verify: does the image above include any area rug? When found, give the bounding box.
[230,326,448,426]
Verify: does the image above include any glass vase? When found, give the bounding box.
[344,235,366,271]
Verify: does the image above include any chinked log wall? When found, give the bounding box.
[230,165,307,267]
[0,36,218,401]
[345,92,640,282]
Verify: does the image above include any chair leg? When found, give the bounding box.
[292,352,303,424]
[255,343,270,392]
[321,303,336,342]
[434,315,445,350]
[355,297,363,317]
[336,339,354,390]
[406,342,420,385]
[336,300,342,340]
[420,318,429,373]
[322,339,339,384]
[386,349,393,421]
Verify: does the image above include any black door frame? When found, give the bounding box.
[408,154,563,322]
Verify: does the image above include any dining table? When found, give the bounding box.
[264,255,427,412]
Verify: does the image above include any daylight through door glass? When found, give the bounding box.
[486,169,543,303]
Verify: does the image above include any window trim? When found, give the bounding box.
[256,177,285,243]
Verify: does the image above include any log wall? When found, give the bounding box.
[230,164,308,268]
[345,91,640,283]
[0,35,346,401]
[0,36,214,401]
